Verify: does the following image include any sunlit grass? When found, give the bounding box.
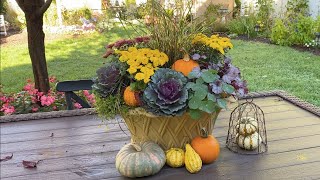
[229,40,320,106]
[0,27,135,93]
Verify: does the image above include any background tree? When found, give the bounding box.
[16,0,53,93]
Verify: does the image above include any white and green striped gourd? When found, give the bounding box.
[115,141,166,178]
[236,117,258,136]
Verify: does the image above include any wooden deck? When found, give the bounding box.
[1,96,320,180]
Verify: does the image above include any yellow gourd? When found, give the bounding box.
[185,144,202,173]
[166,148,185,168]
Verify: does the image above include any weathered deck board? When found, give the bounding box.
[1,97,320,179]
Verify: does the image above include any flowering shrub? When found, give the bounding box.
[0,77,96,116]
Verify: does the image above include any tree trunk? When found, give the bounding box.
[16,0,53,93]
[26,13,50,92]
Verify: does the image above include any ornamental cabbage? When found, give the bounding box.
[143,68,188,116]
[92,62,124,98]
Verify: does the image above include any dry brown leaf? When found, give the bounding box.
[0,153,13,162]
[22,160,41,168]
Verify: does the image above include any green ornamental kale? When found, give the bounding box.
[92,62,124,98]
[143,68,188,116]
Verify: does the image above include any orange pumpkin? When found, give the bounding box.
[172,54,199,76]
[123,86,139,107]
[191,128,220,164]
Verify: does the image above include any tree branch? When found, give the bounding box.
[15,0,26,12]
[37,0,53,15]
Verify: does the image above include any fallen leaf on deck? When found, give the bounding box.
[22,160,41,168]
[0,153,13,162]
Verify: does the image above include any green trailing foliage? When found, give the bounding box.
[94,93,129,120]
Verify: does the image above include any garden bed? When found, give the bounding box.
[234,35,320,56]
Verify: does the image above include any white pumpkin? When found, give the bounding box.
[235,117,258,136]
[236,132,262,150]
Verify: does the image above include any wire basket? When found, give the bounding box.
[226,99,268,154]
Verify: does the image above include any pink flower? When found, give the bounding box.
[32,107,38,112]
[31,96,37,103]
[40,95,55,106]
[1,104,15,115]
[0,96,13,103]
[23,83,34,91]
[82,91,95,106]
[83,90,90,96]
[37,91,44,97]
[49,76,56,83]
[74,103,82,109]
[52,106,57,110]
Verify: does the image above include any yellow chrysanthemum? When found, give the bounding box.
[127,67,137,74]
[119,55,128,62]
[135,73,145,81]
[116,47,169,83]
[192,33,233,54]
[128,47,137,52]
[144,78,150,83]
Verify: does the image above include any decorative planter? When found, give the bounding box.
[123,109,221,150]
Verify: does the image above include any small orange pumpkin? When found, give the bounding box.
[191,128,220,164]
[123,86,139,107]
[172,54,199,76]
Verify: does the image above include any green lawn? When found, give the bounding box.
[1,28,319,106]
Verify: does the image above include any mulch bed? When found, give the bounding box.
[234,35,320,56]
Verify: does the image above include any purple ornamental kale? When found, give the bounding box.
[143,68,188,116]
[158,78,181,103]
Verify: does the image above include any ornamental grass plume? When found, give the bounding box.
[142,0,211,65]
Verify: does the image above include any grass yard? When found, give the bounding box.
[229,41,320,106]
[1,28,319,106]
